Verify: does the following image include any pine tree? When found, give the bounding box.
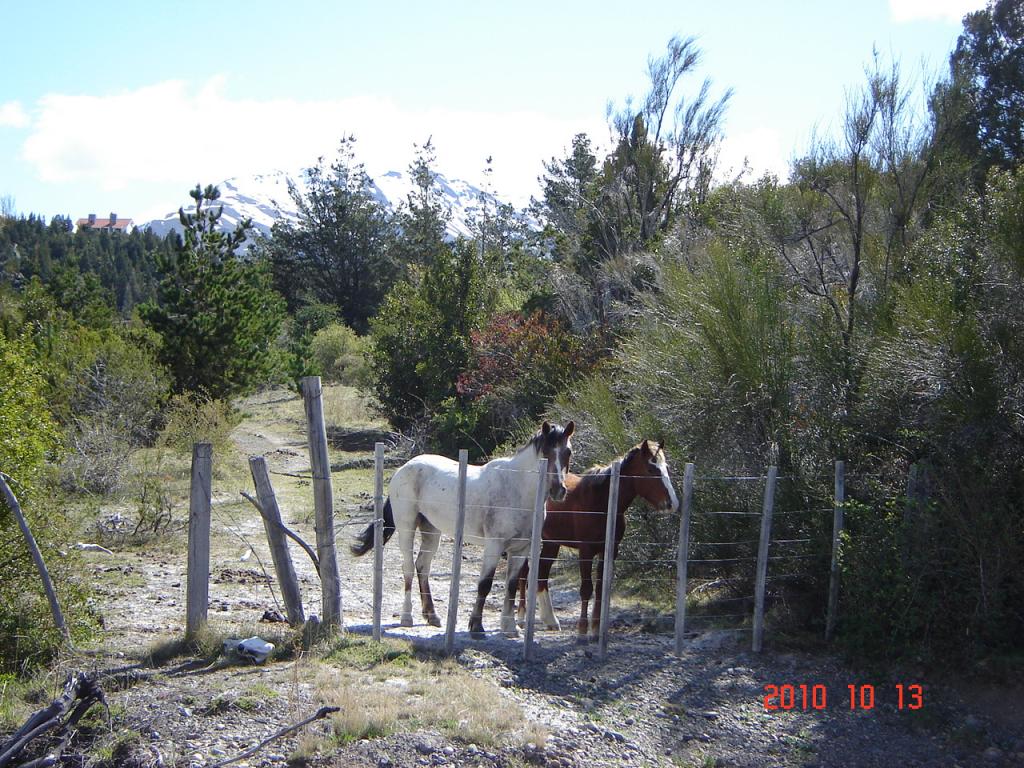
[140,185,286,398]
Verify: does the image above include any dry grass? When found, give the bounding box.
[311,636,522,748]
[520,720,551,749]
[320,385,383,431]
[0,674,35,732]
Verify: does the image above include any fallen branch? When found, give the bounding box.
[208,705,339,768]
[0,473,72,649]
[240,491,320,573]
[73,542,114,555]
[0,672,105,768]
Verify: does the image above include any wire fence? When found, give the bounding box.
[164,380,892,659]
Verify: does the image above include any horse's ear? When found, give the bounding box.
[542,421,551,436]
[564,421,575,438]
[641,439,652,455]
[657,439,665,453]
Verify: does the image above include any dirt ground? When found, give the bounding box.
[10,387,1023,768]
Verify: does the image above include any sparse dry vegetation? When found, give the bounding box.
[316,636,523,748]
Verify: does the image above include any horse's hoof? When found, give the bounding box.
[516,618,526,629]
[400,614,414,627]
[426,614,442,628]
[504,628,520,639]
[470,629,486,640]
[544,622,561,632]
[575,634,589,645]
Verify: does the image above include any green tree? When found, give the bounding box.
[949,0,1024,172]
[532,133,599,269]
[598,35,731,259]
[532,39,730,341]
[369,239,483,432]
[392,139,452,269]
[267,138,398,332]
[140,184,286,398]
[769,60,934,453]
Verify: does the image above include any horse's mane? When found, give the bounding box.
[577,441,663,485]
[576,464,612,492]
[576,445,639,490]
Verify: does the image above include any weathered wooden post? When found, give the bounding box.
[825,460,845,642]
[301,376,342,629]
[444,450,469,655]
[597,460,621,661]
[186,443,213,638]
[752,465,777,652]
[249,456,304,626]
[372,442,386,643]
[523,457,549,662]
[674,462,695,657]
[0,473,71,646]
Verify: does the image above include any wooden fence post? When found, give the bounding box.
[523,457,549,662]
[302,376,342,629]
[752,465,777,653]
[249,456,305,626]
[186,443,213,638]
[444,450,469,655]
[825,460,845,642]
[0,473,71,646]
[674,462,695,657]
[597,461,621,661]
[372,443,385,643]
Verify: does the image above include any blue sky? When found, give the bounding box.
[0,0,984,223]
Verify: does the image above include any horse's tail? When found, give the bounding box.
[350,497,396,556]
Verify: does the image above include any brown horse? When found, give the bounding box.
[516,440,678,640]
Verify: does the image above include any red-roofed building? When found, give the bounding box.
[75,212,135,233]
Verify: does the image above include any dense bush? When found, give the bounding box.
[309,322,370,387]
[12,280,170,492]
[0,332,93,673]
[437,311,595,456]
[157,392,241,455]
[369,240,483,434]
[548,164,1024,663]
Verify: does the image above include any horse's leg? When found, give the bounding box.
[537,541,561,631]
[468,538,503,639]
[397,525,416,627]
[576,546,596,641]
[502,544,530,638]
[516,541,560,630]
[415,519,442,627]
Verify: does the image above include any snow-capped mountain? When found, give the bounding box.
[140,168,515,244]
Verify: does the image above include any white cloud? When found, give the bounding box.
[0,101,29,128]
[888,0,985,24]
[19,77,604,208]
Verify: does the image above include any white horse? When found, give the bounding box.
[352,421,574,638]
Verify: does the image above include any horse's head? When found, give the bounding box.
[532,420,575,501]
[622,439,679,513]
